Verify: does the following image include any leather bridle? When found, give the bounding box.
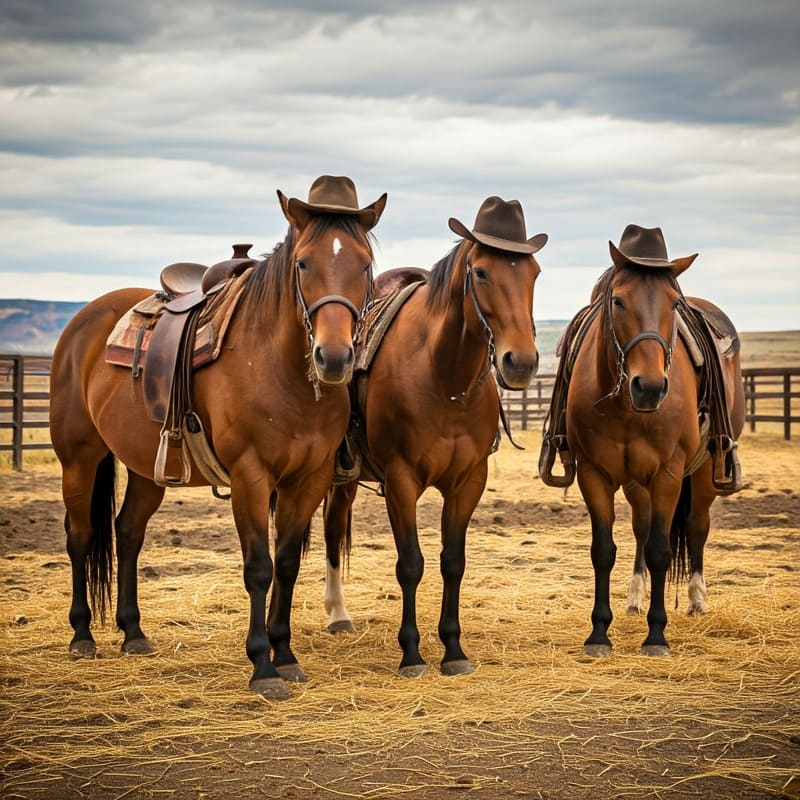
[597,290,678,405]
[295,260,373,397]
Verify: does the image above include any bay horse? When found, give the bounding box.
[558,225,744,657]
[49,177,386,699]
[323,197,546,676]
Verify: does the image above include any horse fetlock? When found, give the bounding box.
[687,573,708,615]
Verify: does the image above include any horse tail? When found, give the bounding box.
[669,476,691,583]
[88,451,116,624]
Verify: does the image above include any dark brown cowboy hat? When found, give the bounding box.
[609,224,698,271]
[448,196,548,255]
[278,175,387,229]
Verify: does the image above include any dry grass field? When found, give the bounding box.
[1,426,798,799]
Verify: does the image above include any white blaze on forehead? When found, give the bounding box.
[332,237,342,257]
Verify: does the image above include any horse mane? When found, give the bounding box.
[238,215,375,333]
[425,241,466,311]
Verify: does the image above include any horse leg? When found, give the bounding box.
[641,474,683,655]
[578,464,617,656]
[322,482,358,634]
[230,477,288,700]
[115,470,164,654]
[384,470,426,677]
[622,482,650,615]
[686,464,716,614]
[268,481,327,683]
[438,467,486,675]
[61,448,115,657]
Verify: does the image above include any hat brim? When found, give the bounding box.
[448,218,547,255]
[281,192,387,229]
[609,240,698,271]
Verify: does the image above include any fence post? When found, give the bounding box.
[784,373,791,441]
[748,373,756,433]
[11,355,23,470]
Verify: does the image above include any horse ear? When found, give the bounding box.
[363,193,388,230]
[277,190,313,230]
[671,253,698,277]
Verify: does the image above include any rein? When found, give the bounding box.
[464,257,524,450]
[596,290,678,406]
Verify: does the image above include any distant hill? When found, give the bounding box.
[0,298,570,365]
[0,299,86,355]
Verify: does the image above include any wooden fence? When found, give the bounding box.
[1,355,798,470]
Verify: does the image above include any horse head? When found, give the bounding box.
[278,190,387,385]
[607,257,694,411]
[465,242,542,390]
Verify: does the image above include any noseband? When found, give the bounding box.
[598,292,677,405]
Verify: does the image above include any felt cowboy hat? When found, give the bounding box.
[448,196,548,255]
[278,175,387,229]
[609,224,698,271]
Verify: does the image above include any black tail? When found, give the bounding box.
[669,476,692,584]
[88,452,116,624]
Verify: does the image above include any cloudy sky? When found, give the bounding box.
[1,0,798,329]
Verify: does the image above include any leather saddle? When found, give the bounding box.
[105,244,257,487]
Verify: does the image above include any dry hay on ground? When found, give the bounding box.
[0,431,798,799]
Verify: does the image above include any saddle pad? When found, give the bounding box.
[354,281,424,372]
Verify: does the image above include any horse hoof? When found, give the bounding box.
[250,677,292,700]
[687,602,707,615]
[641,644,670,657]
[327,619,355,634]
[398,664,428,678]
[275,663,308,683]
[69,639,96,658]
[122,637,155,655]
[583,644,612,658]
[441,659,474,676]
[626,605,643,615]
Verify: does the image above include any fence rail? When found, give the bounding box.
[2,355,798,470]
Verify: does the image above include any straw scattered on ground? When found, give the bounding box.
[1,431,798,799]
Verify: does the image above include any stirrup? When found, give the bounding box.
[710,435,743,494]
[154,429,192,487]
[538,433,576,488]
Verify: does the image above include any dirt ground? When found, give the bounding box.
[1,429,798,799]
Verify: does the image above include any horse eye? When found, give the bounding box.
[296,258,307,271]
[474,268,488,282]
[364,261,373,273]
[612,296,624,309]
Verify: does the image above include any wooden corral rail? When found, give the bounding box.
[0,354,52,470]
[742,366,800,440]
[1,355,798,469]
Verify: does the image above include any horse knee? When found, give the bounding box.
[396,552,424,587]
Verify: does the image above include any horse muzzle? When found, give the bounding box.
[629,374,668,412]
[496,348,539,390]
[313,342,355,385]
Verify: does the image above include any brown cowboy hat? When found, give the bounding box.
[448,196,548,255]
[609,224,698,271]
[278,175,387,229]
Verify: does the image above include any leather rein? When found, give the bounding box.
[464,257,525,450]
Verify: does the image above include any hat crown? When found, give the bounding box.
[473,196,528,243]
[306,175,360,211]
[617,225,669,263]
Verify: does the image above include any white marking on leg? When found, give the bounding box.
[324,561,352,628]
[626,572,649,614]
[332,237,342,257]
[688,572,708,614]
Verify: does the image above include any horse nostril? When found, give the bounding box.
[502,351,516,372]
